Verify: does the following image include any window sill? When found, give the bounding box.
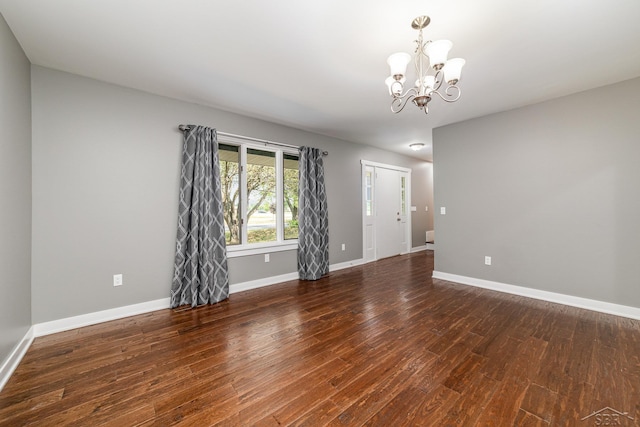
[226,241,298,258]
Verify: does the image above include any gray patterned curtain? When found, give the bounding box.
[297,146,329,280]
[170,126,229,308]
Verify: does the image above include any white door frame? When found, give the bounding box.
[361,160,412,263]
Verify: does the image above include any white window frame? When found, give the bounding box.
[218,134,299,258]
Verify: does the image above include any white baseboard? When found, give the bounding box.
[426,243,435,250]
[329,258,365,272]
[229,258,365,293]
[0,326,34,392]
[410,245,428,253]
[230,272,300,294]
[432,271,640,320]
[34,298,171,337]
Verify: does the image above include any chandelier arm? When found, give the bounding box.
[391,88,419,113]
[432,70,445,92]
[431,85,462,103]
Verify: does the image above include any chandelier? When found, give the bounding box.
[386,15,465,114]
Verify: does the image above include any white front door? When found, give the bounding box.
[376,167,407,259]
[362,161,411,262]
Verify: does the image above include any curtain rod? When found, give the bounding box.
[178,124,328,156]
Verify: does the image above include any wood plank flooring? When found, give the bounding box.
[1,251,639,426]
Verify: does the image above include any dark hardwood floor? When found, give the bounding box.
[1,251,639,426]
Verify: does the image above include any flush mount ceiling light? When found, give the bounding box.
[386,15,465,115]
[409,143,425,151]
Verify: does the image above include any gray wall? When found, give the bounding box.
[433,77,640,309]
[31,66,433,323]
[0,14,32,363]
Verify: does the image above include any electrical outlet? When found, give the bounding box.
[113,274,123,287]
[440,207,446,215]
[265,254,270,263]
[484,256,492,266]
[341,243,346,251]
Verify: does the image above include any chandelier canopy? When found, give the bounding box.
[386,15,465,115]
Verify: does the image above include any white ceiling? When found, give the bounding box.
[2,0,639,161]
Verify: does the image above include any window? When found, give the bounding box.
[400,175,406,215]
[283,154,299,240]
[219,144,241,245]
[218,136,299,256]
[246,148,277,244]
[365,169,373,216]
